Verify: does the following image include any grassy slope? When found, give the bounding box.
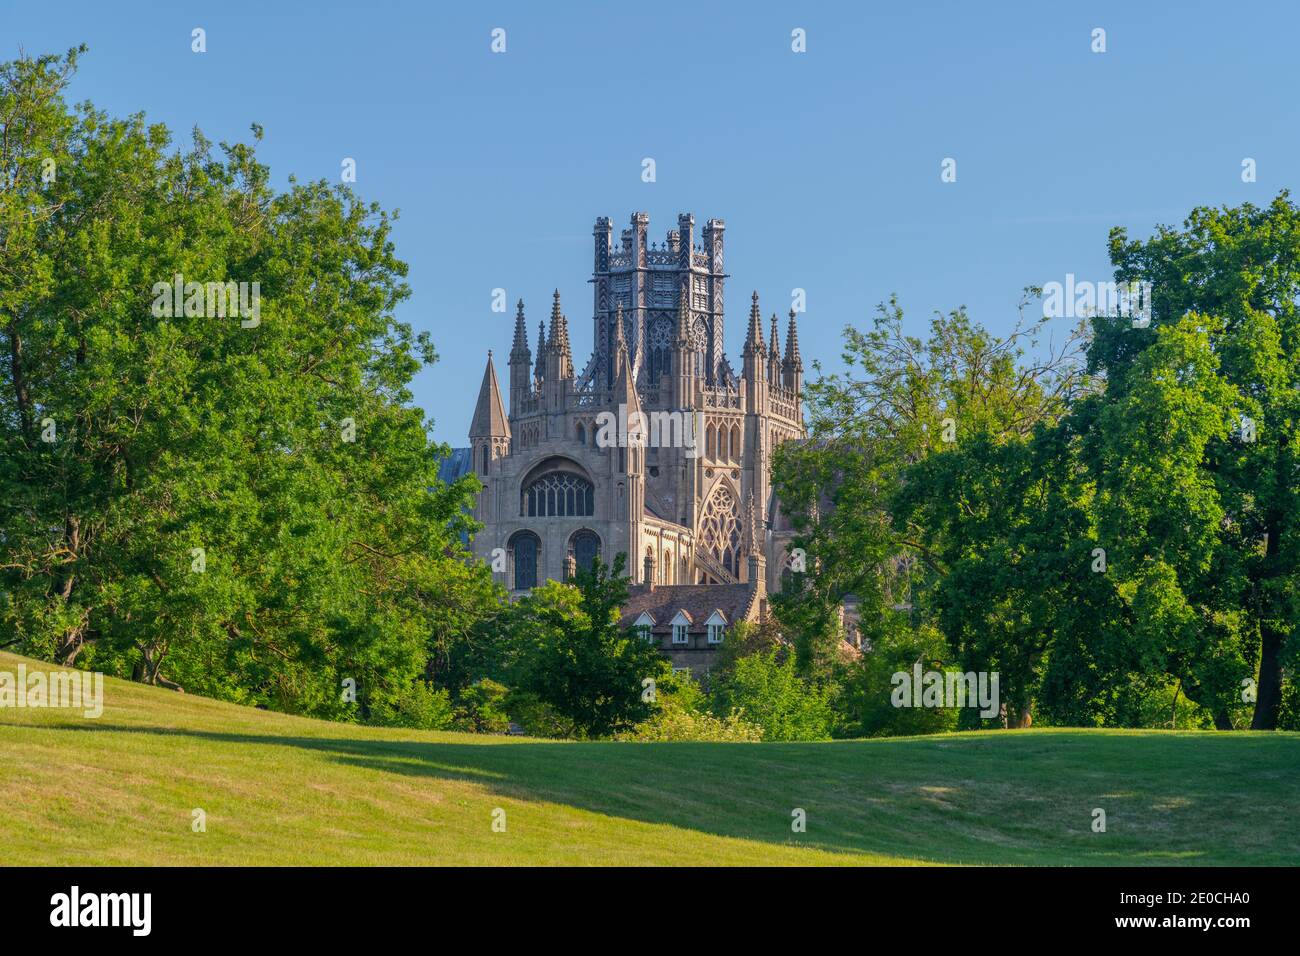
[1,651,1297,866]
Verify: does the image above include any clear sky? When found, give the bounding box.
[5,0,1297,445]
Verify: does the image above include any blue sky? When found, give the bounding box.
[5,0,1297,445]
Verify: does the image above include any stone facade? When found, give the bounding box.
[461,212,807,670]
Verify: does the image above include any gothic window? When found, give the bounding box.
[481,445,489,474]
[690,318,708,377]
[649,317,672,381]
[509,531,540,591]
[523,471,595,517]
[569,530,601,577]
[699,484,742,578]
[705,423,715,459]
[730,424,740,461]
[576,422,585,445]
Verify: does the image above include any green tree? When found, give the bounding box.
[1095,195,1300,729]
[711,648,835,741]
[775,297,1088,727]
[0,48,497,722]
[501,554,665,738]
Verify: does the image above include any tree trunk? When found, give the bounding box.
[1252,521,1284,730]
[1251,623,1283,730]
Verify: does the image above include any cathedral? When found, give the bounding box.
[453,212,807,670]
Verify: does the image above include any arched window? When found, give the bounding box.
[576,423,586,445]
[699,484,742,579]
[509,531,540,591]
[690,318,708,378]
[648,317,672,381]
[481,445,489,473]
[569,530,601,577]
[522,470,595,517]
[706,423,715,459]
[649,347,670,380]
[730,425,740,461]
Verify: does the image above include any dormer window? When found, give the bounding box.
[633,612,655,642]
[670,610,692,645]
[705,610,727,644]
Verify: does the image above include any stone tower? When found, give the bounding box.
[456,213,808,670]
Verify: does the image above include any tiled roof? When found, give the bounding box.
[621,583,756,633]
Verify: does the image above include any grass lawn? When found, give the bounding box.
[1,651,1296,866]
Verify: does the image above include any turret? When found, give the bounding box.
[533,319,546,393]
[508,299,531,414]
[469,351,511,479]
[545,289,573,384]
[742,292,766,373]
[783,308,804,393]
[742,292,768,414]
[677,212,695,271]
[768,313,782,384]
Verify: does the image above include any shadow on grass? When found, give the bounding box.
[13,721,1300,865]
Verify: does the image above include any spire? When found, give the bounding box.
[743,291,766,356]
[470,351,511,439]
[768,313,782,382]
[509,299,529,360]
[613,322,642,438]
[548,289,571,357]
[546,288,572,382]
[533,319,546,389]
[784,308,803,373]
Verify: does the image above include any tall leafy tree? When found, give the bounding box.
[1094,195,1300,729]
[774,297,1087,723]
[0,48,495,720]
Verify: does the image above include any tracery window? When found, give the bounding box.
[699,484,742,578]
[523,471,595,517]
[648,317,672,381]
